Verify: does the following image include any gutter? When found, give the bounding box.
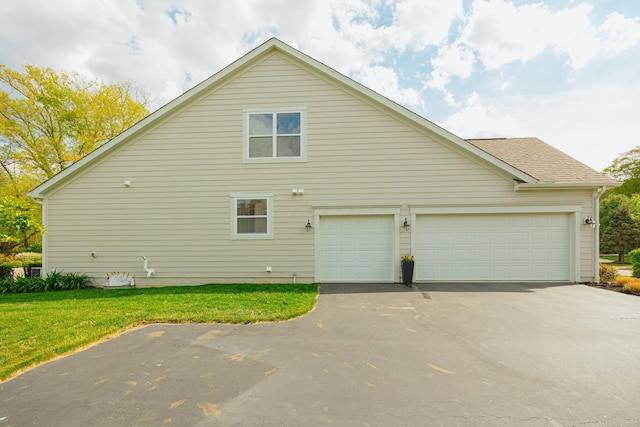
[514,181,620,191]
[31,197,48,277]
[593,186,606,282]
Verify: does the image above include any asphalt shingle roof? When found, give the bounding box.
[466,137,618,185]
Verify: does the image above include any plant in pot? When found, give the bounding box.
[401,255,415,285]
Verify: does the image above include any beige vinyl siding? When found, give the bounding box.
[43,52,599,284]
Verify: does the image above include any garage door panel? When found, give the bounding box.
[416,213,570,281]
[511,216,529,226]
[474,233,491,244]
[511,265,529,276]
[435,233,453,245]
[473,249,490,262]
[474,216,493,227]
[549,265,568,277]
[531,232,551,244]
[455,248,471,259]
[357,235,375,246]
[436,266,455,277]
[456,265,472,277]
[474,265,491,277]
[530,248,548,262]
[492,266,510,279]
[493,233,509,244]
[436,250,454,262]
[419,250,435,263]
[512,232,529,244]
[319,215,394,282]
[550,248,567,259]
[454,234,471,245]
[511,249,529,262]
[549,233,568,244]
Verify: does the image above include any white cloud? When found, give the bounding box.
[440,82,640,172]
[461,0,553,70]
[391,0,464,49]
[440,91,526,138]
[353,65,423,108]
[460,0,640,71]
[425,41,476,105]
[431,42,476,80]
[599,12,640,55]
[1,0,638,173]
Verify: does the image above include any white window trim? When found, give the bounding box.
[243,107,307,163]
[230,193,274,240]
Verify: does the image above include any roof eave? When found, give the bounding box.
[29,38,539,198]
[274,42,537,184]
[29,39,284,198]
[515,181,620,191]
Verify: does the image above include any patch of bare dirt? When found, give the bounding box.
[587,282,640,297]
[588,282,624,293]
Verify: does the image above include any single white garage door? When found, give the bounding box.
[319,215,394,282]
[415,213,571,281]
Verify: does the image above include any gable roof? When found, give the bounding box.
[467,137,617,187]
[28,38,612,198]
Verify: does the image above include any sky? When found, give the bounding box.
[1,0,639,173]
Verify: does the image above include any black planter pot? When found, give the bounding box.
[402,262,414,285]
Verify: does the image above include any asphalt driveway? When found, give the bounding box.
[1,282,640,426]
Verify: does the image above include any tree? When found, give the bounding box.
[0,64,149,254]
[603,178,640,197]
[0,196,44,255]
[0,64,149,181]
[599,194,640,230]
[600,204,640,263]
[603,146,640,181]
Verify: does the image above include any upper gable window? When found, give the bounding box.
[244,109,306,162]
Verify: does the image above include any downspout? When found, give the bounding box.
[32,197,48,276]
[593,186,606,282]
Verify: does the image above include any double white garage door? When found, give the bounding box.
[318,213,571,282]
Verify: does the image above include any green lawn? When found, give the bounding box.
[600,254,631,265]
[0,283,317,381]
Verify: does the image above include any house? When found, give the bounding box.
[28,38,618,286]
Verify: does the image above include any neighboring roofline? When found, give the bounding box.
[29,38,539,198]
[468,137,619,189]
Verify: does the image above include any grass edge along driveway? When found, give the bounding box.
[0,283,318,382]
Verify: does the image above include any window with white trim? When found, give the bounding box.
[231,195,273,239]
[244,109,305,161]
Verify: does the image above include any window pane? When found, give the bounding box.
[249,113,273,135]
[237,217,267,234]
[249,136,273,158]
[237,199,267,216]
[277,136,301,157]
[276,112,300,134]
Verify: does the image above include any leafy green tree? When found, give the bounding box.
[603,146,640,181]
[0,64,149,180]
[600,204,640,263]
[604,178,640,197]
[599,194,640,230]
[0,196,44,255]
[0,64,149,253]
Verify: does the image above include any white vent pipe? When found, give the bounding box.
[142,256,155,277]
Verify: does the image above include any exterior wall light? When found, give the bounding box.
[305,219,313,232]
[584,215,596,228]
[403,218,411,230]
